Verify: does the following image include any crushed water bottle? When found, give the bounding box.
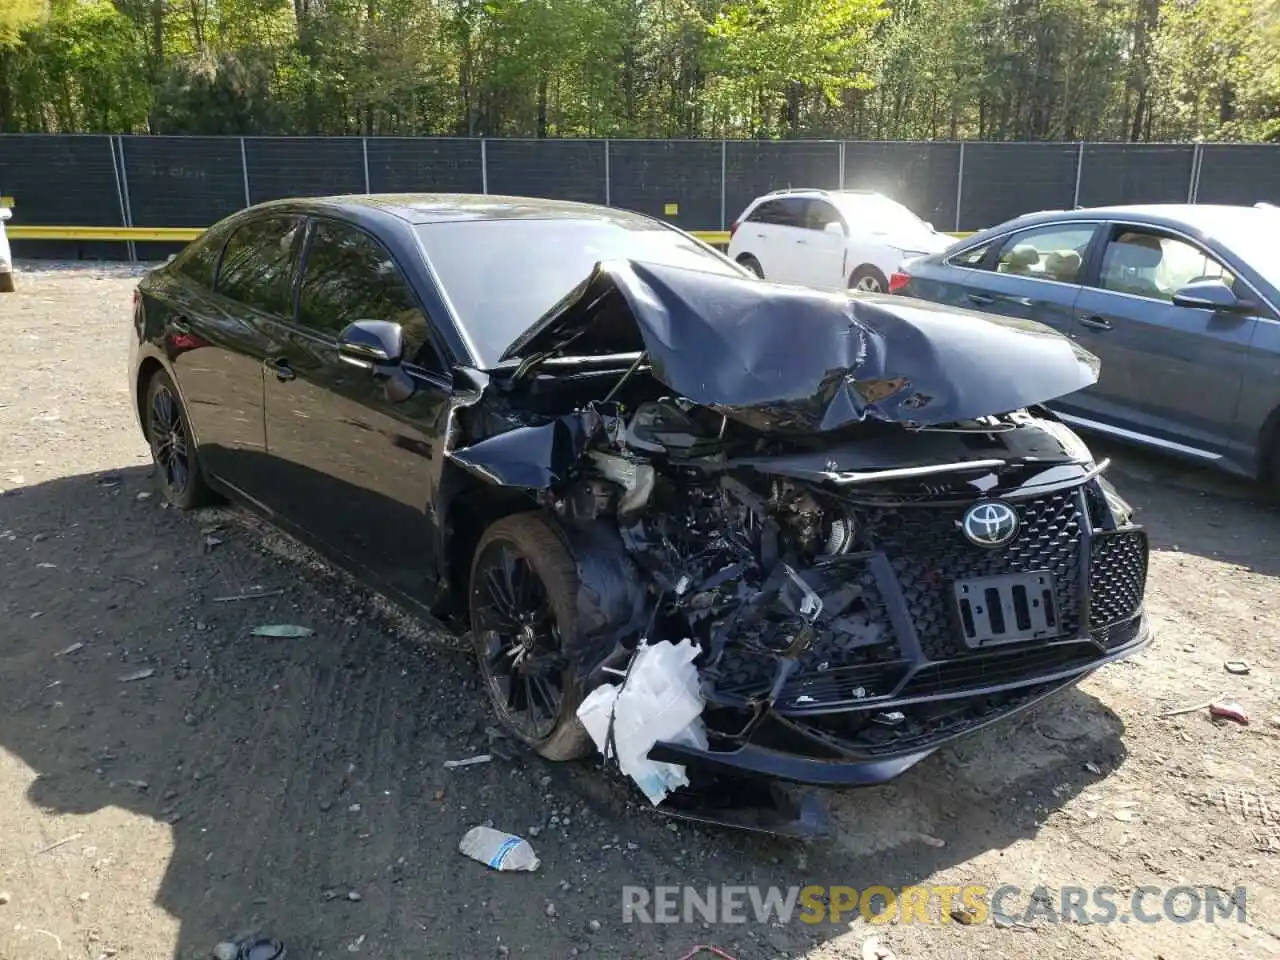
[458,826,541,872]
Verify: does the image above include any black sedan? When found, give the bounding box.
[130,194,1150,824]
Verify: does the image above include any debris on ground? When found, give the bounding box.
[117,668,155,682]
[1159,695,1222,719]
[213,589,285,603]
[675,947,739,960]
[54,642,84,657]
[458,826,540,872]
[251,624,314,639]
[0,890,10,905]
[860,937,898,960]
[576,638,707,806]
[203,535,224,551]
[347,934,366,953]
[1210,700,1249,725]
[135,491,152,502]
[1084,761,1102,774]
[918,834,946,848]
[1224,660,1251,675]
[213,944,239,960]
[347,890,362,902]
[443,754,493,769]
[35,832,83,855]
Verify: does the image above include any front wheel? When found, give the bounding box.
[469,513,593,762]
[737,255,764,278]
[145,370,214,509]
[849,265,888,293]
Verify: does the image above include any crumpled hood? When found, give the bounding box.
[501,260,1100,433]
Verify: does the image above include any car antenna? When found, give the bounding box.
[602,350,647,404]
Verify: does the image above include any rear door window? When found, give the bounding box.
[216,215,305,316]
[297,220,441,370]
[994,224,1097,283]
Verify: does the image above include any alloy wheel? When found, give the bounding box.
[149,383,191,497]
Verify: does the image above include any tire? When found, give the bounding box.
[469,513,593,762]
[144,369,214,510]
[737,254,764,278]
[849,265,888,293]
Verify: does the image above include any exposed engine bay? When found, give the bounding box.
[444,260,1151,832]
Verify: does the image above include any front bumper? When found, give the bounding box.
[650,483,1152,787]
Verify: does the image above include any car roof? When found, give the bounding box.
[251,193,657,227]
[986,202,1280,236]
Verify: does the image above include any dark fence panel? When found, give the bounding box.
[485,139,606,204]
[0,134,123,226]
[843,141,960,230]
[958,142,1077,230]
[610,140,722,229]
[244,137,365,204]
[366,138,483,194]
[1193,145,1280,205]
[1078,144,1195,207]
[121,136,246,228]
[727,141,840,226]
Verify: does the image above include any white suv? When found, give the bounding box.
[727,188,952,293]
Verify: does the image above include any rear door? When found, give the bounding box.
[261,217,453,598]
[1067,222,1257,457]
[171,213,304,501]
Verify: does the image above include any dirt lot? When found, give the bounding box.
[1,264,1278,960]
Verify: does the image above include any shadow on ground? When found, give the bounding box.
[0,466,1143,959]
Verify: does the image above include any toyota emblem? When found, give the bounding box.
[961,501,1019,547]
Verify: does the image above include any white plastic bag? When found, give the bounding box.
[576,638,708,806]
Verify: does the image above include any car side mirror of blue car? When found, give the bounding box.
[1171,279,1255,314]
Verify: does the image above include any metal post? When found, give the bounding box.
[953,141,964,232]
[240,137,251,207]
[480,138,489,195]
[719,140,727,230]
[837,140,846,189]
[362,137,371,194]
[110,136,137,263]
[1187,143,1202,204]
[603,139,611,207]
[1072,141,1085,209]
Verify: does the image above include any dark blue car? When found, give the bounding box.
[893,204,1280,494]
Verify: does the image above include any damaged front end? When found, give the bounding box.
[448,260,1151,820]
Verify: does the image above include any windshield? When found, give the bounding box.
[833,195,930,237]
[1213,214,1280,292]
[415,217,745,367]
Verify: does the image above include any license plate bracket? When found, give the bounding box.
[953,571,1060,649]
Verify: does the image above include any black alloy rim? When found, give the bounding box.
[473,541,566,740]
[149,384,190,495]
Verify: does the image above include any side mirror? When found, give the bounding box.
[823,221,845,236]
[338,320,404,368]
[1171,279,1254,314]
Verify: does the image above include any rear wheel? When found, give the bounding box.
[849,265,888,293]
[145,370,214,510]
[737,254,764,278]
[469,513,593,762]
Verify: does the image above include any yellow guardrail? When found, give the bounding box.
[7,226,972,244]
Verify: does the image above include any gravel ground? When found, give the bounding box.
[1,263,1278,960]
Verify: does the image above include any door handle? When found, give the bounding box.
[264,357,296,382]
[967,293,994,306]
[1078,315,1113,332]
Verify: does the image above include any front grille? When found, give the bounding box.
[1089,530,1148,629]
[862,492,1084,660]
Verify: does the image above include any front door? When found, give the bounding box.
[1068,223,1255,457]
[261,217,453,601]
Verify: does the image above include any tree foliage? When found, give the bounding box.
[1,0,1278,140]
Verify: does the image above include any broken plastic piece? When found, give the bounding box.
[251,624,314,639]
[458,826,540,871]
[576,639,708,805]
[1209,700,1249,725]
